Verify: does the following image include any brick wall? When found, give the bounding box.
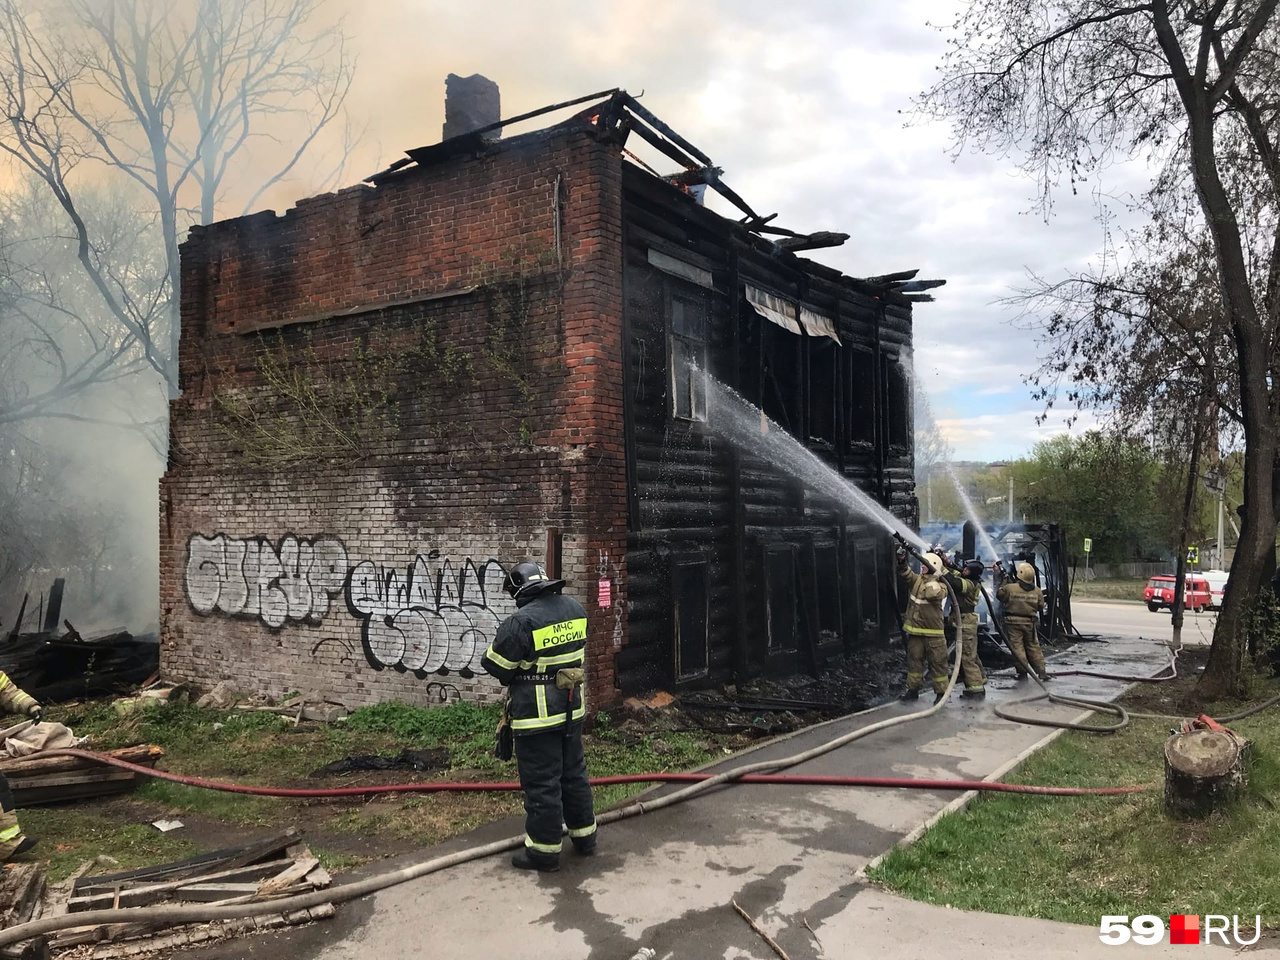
[161,124,628,712]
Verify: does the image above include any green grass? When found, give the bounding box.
[868,690,1280,923]
[32,698,733,875]
[18,807,200,883]
[1071,577,1150,602]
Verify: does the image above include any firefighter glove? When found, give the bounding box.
[28,705,42,723]
[494,698,513,761]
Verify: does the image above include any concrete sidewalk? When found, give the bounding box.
[210,634,1280,960]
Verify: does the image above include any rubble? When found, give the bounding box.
[0,745,163,807]
[194,682,239,710]
[0,828,337,959]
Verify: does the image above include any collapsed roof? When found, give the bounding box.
[366,88,946,303]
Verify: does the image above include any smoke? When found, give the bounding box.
[0,178,165,635]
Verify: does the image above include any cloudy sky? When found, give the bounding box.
[316,0,1160,461]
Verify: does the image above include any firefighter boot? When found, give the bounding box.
[511,847,560,872]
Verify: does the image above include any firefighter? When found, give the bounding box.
[897,547,950,704]
[0,670,42,861]
[944,559,987,698]
[481,560,596,872]
[996,561,1049,681]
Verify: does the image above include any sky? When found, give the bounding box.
[295,0,1163,461]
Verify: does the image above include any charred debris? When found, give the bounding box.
[1,578,159,704]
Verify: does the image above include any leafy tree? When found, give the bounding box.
[922,0,1280,695]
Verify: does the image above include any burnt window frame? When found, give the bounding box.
[847,346,876,449]
[764,544,799,654]
[668,282,709,423]
[672,560,710,681]
[884,356,910,450]
[806,336,838,448]
[761,318,803,435]
[853,538,882,635]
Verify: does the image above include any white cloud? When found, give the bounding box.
[937,408,1105,460]
[307,0,1151,463]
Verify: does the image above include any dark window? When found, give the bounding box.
[848,348,875,446]
[855,541,880,632]
[885,358,910,448]
[670,289,708,421]
[765,546,797,652]
[674,562,709,679]
[762,321,802,434]
[807,339,837,446]
[814,545,842,637]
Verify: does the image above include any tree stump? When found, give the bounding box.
[1164,729,1252,819]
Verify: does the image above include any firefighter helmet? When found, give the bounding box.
[503,560,554,598]
[963,559,985,580]
[921,552,944,575]
[1016,561,1036,585]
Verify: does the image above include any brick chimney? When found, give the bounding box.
[442,74,501,140]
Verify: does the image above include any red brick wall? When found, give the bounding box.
[161,125,627,712]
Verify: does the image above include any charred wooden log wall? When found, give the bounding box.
[619,166,917,694]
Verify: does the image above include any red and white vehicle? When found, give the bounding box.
[1144,575,1212,613]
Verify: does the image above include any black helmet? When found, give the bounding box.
[963,559,985,580]
[503,560,558,599]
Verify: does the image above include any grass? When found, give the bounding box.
[1071,577,1150,602]
[868,680,1280,924]
[31,697,734,877]
[18,807,200,883]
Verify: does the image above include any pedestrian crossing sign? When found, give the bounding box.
[1083,538,1092,554]
[1187,546,1199,563]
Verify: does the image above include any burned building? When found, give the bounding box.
[161,82,936,711]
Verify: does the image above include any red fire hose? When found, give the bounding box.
[37,747,1150,797]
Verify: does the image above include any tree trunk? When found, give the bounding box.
[1164,729,1251,819]
[1150,9,1280,698]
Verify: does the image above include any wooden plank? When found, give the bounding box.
[256,856,320,898]
[73,859,290,895]
[0,746,162,778]
[0,863,46,929]
[72,828,299,894]
[8,771,136,791]
[69,859,295,911]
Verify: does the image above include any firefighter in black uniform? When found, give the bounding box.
[482,560,597,872]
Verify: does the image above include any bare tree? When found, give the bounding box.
[0,0,355,399]
[922,0,1280,696]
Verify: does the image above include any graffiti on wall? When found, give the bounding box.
[183,535,514,679]
[185,534,350,629]
[345,553,513,677]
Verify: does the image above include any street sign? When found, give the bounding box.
[1083,538,1092,554]
[1187,546,1199,564]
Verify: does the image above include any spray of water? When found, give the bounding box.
[942,462,1001,562]
[704,376,927,550]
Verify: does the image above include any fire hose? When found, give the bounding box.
[0,564,1149,951]
[0,548,1228,949]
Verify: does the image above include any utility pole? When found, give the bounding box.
[1008,474,1014,524]
[1217,490,1225,569]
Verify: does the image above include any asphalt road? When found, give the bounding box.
[1071,598,1218,645]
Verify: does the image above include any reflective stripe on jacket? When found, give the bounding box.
[482,589,588,735]
[0,672,37,718]
[898,562,947,636]
[945,574,981,614]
